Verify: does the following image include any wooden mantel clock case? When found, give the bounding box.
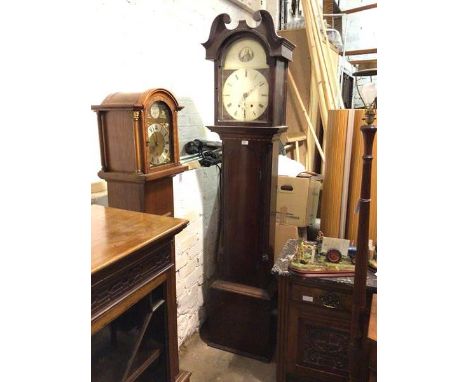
[200,10,295,361]
[92,88,187,216]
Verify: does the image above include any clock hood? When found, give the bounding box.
[202,10,295,62]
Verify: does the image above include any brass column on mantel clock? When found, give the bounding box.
[200,10,295,361]
[92,88,188,216]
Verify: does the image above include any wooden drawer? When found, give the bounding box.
[290,283,353,313]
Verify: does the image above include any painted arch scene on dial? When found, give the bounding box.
[221,38,270,122]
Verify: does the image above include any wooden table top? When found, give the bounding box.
[91,205,188,274]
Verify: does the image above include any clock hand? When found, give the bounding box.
[243,81,263,100]
[149,134,155,148]
[238,95,247,110]
[238,86,256,107]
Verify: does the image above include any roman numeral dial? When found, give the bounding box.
[147,122,171,166]
[222,68,269,122]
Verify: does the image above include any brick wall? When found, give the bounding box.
[173,166,220,346]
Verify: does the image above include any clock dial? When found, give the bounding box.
[220,37,270,123]
[146,100,173,168]
[222,68,269,121]
[147,122,171,167]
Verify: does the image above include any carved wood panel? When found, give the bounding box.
[92,242,171,317]
[297,319,350,375]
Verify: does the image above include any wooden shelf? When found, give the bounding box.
[92,328,163,382]
[343,48,377,56]
[210,279,271,301]
[349,58,377,70]
[126,342,162,382]
[342,3,377,14]
[286,132,307,143]
[92,295,166,382]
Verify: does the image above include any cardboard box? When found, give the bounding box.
[274,223,299,262]
[276,174,322,227]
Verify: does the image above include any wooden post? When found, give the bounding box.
[349,116,377,382]
[303,0,334,109]
[346,110,378,245]
[303,0,344,111]
[308,64,320,171]
[310,0,344,109]
[302,0,333,116]
[294,141,300,162]
[288,71,325,161]
[320,109,349,237]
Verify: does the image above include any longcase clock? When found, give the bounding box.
[92,88,187,216]
[200,10,294,361]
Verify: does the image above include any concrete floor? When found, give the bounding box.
[179,333,276,382]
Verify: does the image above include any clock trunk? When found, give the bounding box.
[201,125,285,361]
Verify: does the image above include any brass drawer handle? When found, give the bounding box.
[319,293,341,309]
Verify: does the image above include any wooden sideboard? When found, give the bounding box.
[275,240,377,382]
[91,205,191,382]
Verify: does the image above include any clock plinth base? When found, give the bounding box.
[98,164,187,217]
[105,177,174,216]
[200,279,275,362]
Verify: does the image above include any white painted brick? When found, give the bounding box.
[178,285,198,315]
[175,251,188,271]
[175,231,199,257]
[185,239,203,261]
[198,306,207,324]
[197,286,205,307]
[178,259,195,281]
[176,270,186,296]
[177,313,190,337]
[184,264,204,290]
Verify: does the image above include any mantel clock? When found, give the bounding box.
[200,10,294,361]
[92,88,187,216]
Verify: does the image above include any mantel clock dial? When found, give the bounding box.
[146,101,172,167]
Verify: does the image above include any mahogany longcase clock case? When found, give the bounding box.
[92,88,187,216]
[200,11,294,361]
